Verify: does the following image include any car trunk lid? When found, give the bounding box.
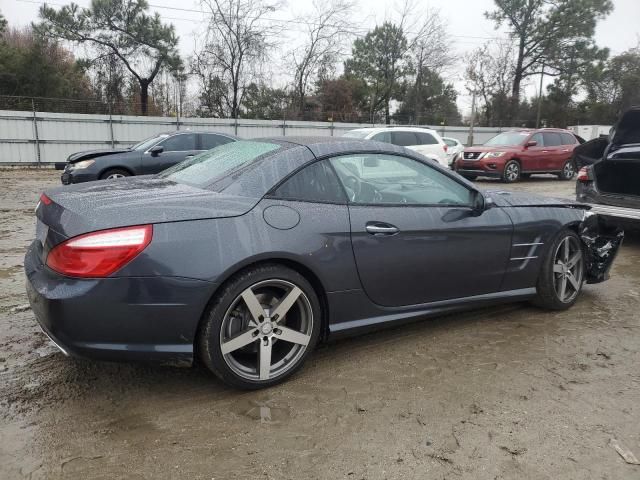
[36,176,259,241]
[591,107,640,201]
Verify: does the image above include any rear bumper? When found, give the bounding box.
[584,203,640,221]
[24,241,215,365]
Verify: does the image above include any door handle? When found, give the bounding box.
[542,150,549,153]
[365,223,399,235]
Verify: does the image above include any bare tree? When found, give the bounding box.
[198,0,283,119]
[464,41,515,126]
[396,1,450,124]
[289,0,355,116]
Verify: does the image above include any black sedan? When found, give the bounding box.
[576,107,640,225]
[59,130,237,184]
[26,137,622,389]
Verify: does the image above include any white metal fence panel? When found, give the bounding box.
[0,109,510,165]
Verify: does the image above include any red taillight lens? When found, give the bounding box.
[443,144,448,153]
[577,167,591,182]
[46,225,152,278]
[40,193,52,205]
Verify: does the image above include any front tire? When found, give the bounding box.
[199,264,321,389]
[100,168,131,180]
[533,230,585,310]
[502,160,521,183]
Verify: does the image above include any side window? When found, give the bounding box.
[330,154,473,206]
[543,132,562,147]
[159,134,196,152]
[201,134,233,150]
[391,131,418,147]
[530,133,544,147]
[271,160,346,204]
[561,132,577,145]
[444,138,457,147]
[372,131,392,143]
[416,132,438,145]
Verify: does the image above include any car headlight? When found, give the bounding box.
[485,151,506,158]
[71,159,95,170]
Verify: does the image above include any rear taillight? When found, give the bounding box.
[40,193,52,205]
[443,144,448,153]
[577,167,591,182]
[46,225,152,278]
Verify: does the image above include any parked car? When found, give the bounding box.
[26,137,622,389]
[443,136,464,167]
[576,107,640,224]
[59,130,238,184]
[343,126,449,166]
[454,128,581,183]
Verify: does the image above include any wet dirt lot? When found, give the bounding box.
[1,169,639,479]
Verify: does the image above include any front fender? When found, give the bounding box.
[579,212,624,284]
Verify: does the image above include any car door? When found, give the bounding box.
[330,153,514,307]
[541,132,564,171]
[520,132,546,172]
[143,133,198,174]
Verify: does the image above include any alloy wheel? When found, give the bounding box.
[552,236,584,303]
[219,279,313,381]
[563,162,575,179]
[505,162,519,181]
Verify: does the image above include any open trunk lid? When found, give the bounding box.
[36,176,259,240]
[589,107,640,202]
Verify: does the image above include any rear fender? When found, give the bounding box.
[579,212,624,284]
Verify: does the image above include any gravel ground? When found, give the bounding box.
[1,169,639,480]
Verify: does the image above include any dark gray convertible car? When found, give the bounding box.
[26,137,622,389]
[59,130,237,184]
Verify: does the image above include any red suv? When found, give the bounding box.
[454,129,580,183]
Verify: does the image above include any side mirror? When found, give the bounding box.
[526,140,537,147]
[149,145,164,156]
[472,190,486,214]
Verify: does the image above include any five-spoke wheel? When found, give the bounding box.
[533,230,585,310]
[199,265,320,389]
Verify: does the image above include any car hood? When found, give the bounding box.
[39,176,259,238]
[67,148,131,163]
[485,190,588,209]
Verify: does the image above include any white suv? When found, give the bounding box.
[342,127,449,166]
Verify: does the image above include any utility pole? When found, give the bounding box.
[536,63,545,129]
[467,89,477,147]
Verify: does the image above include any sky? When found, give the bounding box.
[2,0,639,114]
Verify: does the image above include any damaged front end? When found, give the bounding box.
[580,211,624,284]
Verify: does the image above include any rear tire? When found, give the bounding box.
[199,264,321,389]
[558,160,576,180]
[532,230,585,310]
[100,168,131,180]
[502,160,521,183]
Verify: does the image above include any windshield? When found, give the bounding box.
[484,132,530,147]
[158,140,281,189]
[130,134,169,151]
[342,130,371,139]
